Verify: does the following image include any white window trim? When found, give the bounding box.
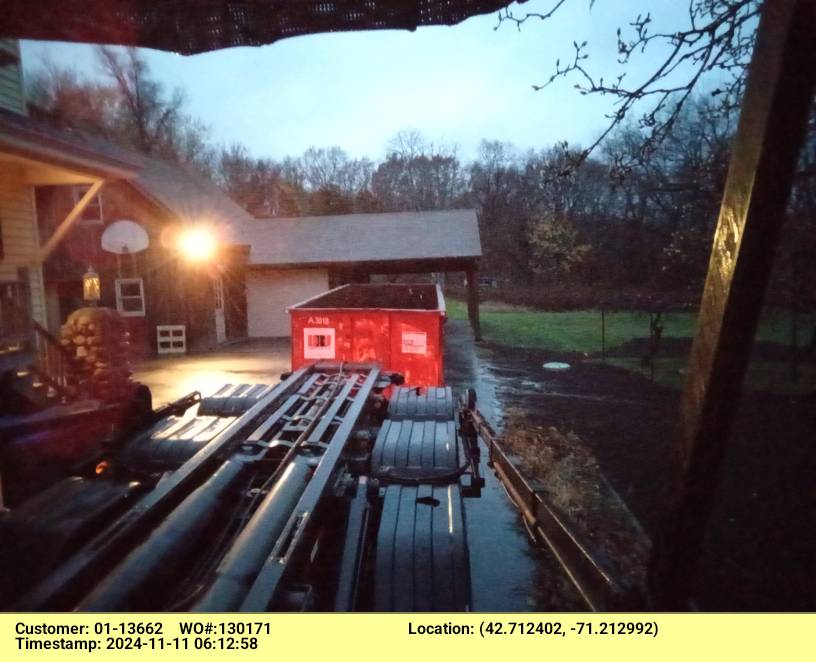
[156,325,186,354]
[115,277,146,317]
[71,185,104,226]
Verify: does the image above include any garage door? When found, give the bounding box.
[246,268,329,337]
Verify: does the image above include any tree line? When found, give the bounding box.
[27,45,816,309]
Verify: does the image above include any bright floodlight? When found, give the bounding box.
[178,228,216,261]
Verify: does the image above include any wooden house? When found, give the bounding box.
[36,155,252,354]
[0,39,139,363]
[2,38,251,362]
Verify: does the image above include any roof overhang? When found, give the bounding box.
[247,256,480,273]
[0,114,140,184]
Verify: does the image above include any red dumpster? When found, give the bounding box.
[289,283,446,387]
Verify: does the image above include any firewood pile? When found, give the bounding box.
[59,307,133,401]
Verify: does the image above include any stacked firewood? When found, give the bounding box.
[59,307,133,401]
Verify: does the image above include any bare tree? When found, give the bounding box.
[299,146,373,195]
[497,0,760,165]
[29,47,213,172]
[27,58,118,133]
[96,46,185,156]
[374,130,466,211]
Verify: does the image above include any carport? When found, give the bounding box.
[238,209,482,339]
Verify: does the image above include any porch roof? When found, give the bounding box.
[0,108,140,183]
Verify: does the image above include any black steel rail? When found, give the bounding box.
[193,369,366,611]
[9,362,477,613]
[239,367,381,611]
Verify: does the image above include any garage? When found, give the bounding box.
[240,209,483,339]
[246,268,328,337]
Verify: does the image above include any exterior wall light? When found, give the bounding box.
[178,228,216,262]
[83,266,101,304]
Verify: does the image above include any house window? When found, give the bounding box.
[115,278,145,316]
[71,185,104,225]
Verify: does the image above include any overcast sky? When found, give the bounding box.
[22,0,705,162]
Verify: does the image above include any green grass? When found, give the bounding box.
[448,297,809,353]
[448,298,696,353]
[446,297,815,395]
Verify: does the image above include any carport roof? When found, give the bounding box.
[239,209,481,268]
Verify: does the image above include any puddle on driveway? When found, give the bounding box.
[444,321,586,611]
[133,339,291,406]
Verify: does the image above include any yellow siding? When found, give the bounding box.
[0,163,47,325]
[0,40,26,115]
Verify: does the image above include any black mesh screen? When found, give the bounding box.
[1,0,513,54]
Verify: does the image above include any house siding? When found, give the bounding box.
[0,162,47,325]
[36,181,247,353]
[0,40,26,116]
[36,183,176,349]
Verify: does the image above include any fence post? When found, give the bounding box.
[466,267,481,341]
[790,305,799,382]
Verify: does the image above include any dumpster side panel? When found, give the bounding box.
[388,311,444,387]
[351,312,391,366]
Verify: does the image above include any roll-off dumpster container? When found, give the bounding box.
[289,283,446,387]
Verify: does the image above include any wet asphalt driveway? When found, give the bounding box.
[133,338,292,406]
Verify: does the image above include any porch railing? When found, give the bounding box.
[0,280,30,354]
[30,321,75,398]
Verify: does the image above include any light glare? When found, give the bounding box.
[178,228,216,261]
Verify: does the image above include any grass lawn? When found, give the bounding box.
[446,297,814,394]
[449,298,695,353]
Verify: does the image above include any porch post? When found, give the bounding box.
[466,266,480,341]
[648,0,816,609]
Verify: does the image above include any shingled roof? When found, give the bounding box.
[129,156,253,240]
[0,107,140,179]
[237,209,481,268]
[1,108,253,243]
